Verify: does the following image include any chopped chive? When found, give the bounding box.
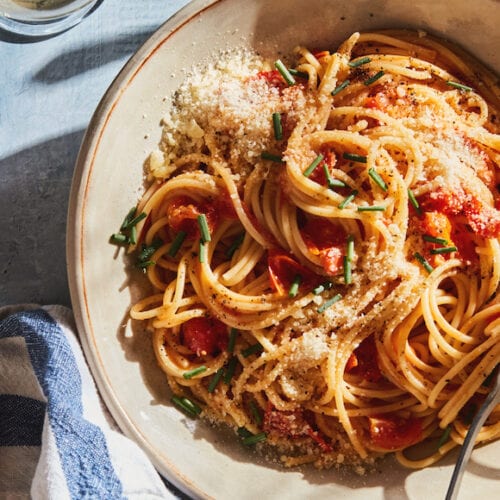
[197,214,211,243]
[357,205,386,212]
[322,163,345,189]
[408,188,422,215]
[346,235,354,261]
[237,427,253,438]
[199,240,207,263]
[138,238,163,262]
[343,256,352,284]
[348,56,371,68]
[323,163,347,189]
[183,365,207,380]
[261,151,284,162]
[288,68,309,79]
[226,232,245,258]
[343,152,367,163]
[430,246,458,255]
[368,167,388,191]
[128,225,138,245]
[207,368,224,393]
[423,234,448,245]
[272,112,283,140]
[223,356,238,384]
[110,233,127,244]
[274,59,296,86]
[242,432,267,446]
[122,212,147,231]
[288,274,302,297]
[414,252,433,273]
[241,343,262,358]
[364,70,385,86]
[303,154,324,177]
[120,206,138,230]
[328,178,347,188]
[317,293,342,313]
[331,79,350,96]
[167,230,187,257]
[437,425,452,449]
[313,281,333,295]
[171,395,202,417]
[138,243,157,261]
[446,81,473,92]
[249,400,263,426]
[126,211,147,229]
[228,328,238,353]
[323,163,333,184]
[338,189,358,209]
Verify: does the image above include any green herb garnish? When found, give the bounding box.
[430,246,457,255]
[343,152,367,163]
[446,81,473,92]
[183,366,207,380]
[303,154,324,177]
[241,343,263,358]
[167,230,187,257]
[317,293,342,313]
[228,327,238,353]
[223,357,238,384]
[197,214,211,243]
[348,56,371,68]
[414,252,433,273]
[408,188,422,215]
[274,59,296,86]
[368,167,387,191]
[226,233,245,258]
[171,395,202,418]
[331,79,350,96]
[338,189,358,209]
[364,70,385,86]
[357,205,386,212]
[207,368,224,393]
[199,240,207,263]
[242,432,267,446]
[423,234,448,246]
[272,112,283,140]
[261,151,284,162]
[288,274,302,297]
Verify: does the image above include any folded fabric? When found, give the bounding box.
[0,304,176,499]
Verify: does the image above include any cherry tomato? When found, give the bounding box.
[181,316,228,356]
[368,414,423,450]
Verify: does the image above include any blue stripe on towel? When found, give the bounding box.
[0,310,124,499]
[0,395,46,446]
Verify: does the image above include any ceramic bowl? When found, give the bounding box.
[67,0,500,498]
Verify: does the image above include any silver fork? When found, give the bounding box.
[445,366,500,500]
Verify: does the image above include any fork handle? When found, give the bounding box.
[445,376,500,500]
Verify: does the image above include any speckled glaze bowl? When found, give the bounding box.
[67,1,500,498]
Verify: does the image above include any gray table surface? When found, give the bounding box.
[0,0,190,308]
[1,2,192,497]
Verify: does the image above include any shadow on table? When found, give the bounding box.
[0,130,85,306]
[32,28,157,84]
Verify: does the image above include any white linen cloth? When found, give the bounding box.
[0,304,176,499]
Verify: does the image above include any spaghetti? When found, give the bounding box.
[121,30,500,470]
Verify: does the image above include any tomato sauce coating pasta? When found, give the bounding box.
[125,30,500,470]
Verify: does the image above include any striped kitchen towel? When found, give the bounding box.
[0,305,175,499]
